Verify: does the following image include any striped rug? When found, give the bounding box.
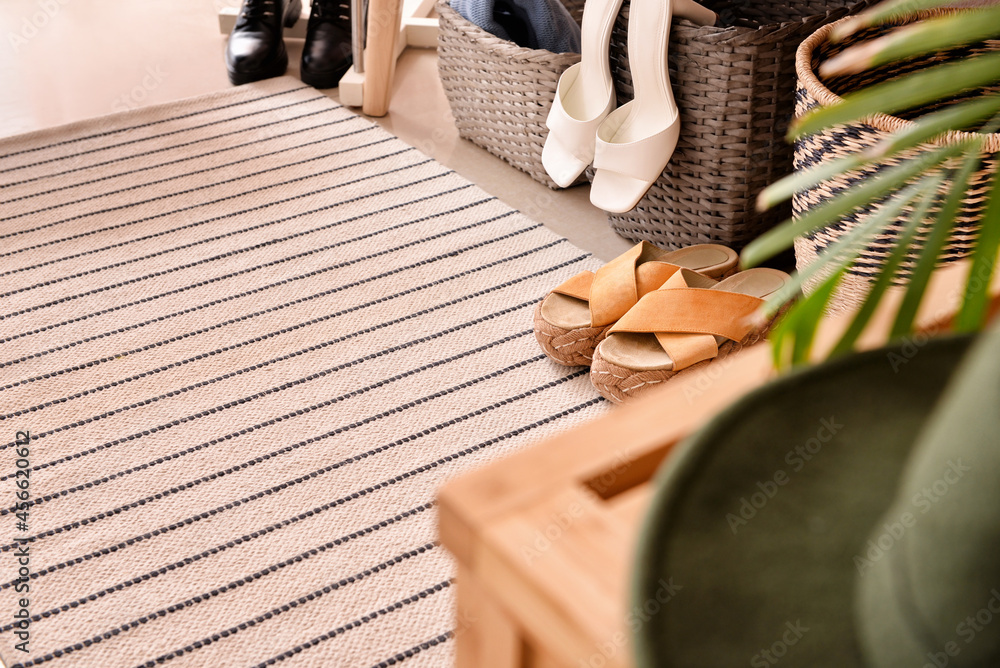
[0,77,608,668]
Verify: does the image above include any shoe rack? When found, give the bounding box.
[218,0,437,116]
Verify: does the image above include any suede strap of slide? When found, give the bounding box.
[550,270,596,302]
[549,243,686,327]
[608,272,765,370]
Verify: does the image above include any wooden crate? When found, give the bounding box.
[439,346,773,668]
[437,259,1000,668]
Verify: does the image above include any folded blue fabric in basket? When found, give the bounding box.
[451,0,581,53]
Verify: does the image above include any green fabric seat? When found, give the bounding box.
[633,330,1000,667]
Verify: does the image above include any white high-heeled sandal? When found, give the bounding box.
[541,0,623,188]
[590,0,714,212]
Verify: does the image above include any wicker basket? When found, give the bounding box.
[436,0,586,189]
[793,12,1000,309]
[602,0,876,251]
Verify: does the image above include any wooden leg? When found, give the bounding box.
[456,565,524,667]
[362,0,403,116]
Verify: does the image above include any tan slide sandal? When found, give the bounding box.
[590,267,793,403]
[534,242,739,366]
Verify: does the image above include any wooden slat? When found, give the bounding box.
[456,565,524,668]
[363,0,404,116]
[441,256,1000,668]
[604,483,654,527]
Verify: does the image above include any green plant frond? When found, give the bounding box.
[890,146,985,337]
[791,275,843,366]
[770,289,807,369]
[760,180,925,318]
[830,0,961,41]
[869,95,1000,159]
[770,310,797,369]
[770,271,844,369]
[955,167,1000,331]
[742,141,969,267]
[821,8,1000,77]
[759,97,1000,213]
[757,155,868,212]
[831,181,941,357]
[760,0,1000,366]
[790,51,1000,140]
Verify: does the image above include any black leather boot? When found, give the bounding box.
[225,0,303,85]
[300,0,353,89]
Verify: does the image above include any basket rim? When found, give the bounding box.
[436,0,583,61]
[795,11,1000,152]
[670,0,870,39]
[439,0,872,49]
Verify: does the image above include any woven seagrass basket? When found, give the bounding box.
[793,12,1000,310]
[602,0,876,251]
[436,0,586,189]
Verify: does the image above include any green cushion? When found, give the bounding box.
[859,326,1000,667]
[632,334,974,667]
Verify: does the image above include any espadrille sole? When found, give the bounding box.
[589,307,786,403]
[533,299,613,366]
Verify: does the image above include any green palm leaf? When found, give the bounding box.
[743,142,968,268]
[890,148,984,337]
[830,0,967,40]
[751,0,1000,369]
[820,7,1000,77]
[790,52,1000,139]
[757,96,1000,212]
[955,168,1000,331]
[770,271,842,368]
[760,180,926,317]
[830,182,940,356]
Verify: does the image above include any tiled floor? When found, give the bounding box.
[0,0,633,260]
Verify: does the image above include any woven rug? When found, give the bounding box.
[0,77,609,668]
